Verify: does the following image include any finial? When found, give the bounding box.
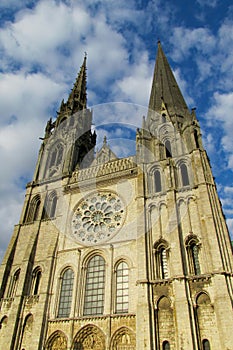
[84,51,87,58]
[103,136,107,145]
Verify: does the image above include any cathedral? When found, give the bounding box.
[0,42,233,350]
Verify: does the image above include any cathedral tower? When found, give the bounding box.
[0,43,232,350]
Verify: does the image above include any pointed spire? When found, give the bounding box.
[148,41,189,118]
[67,53,87,113]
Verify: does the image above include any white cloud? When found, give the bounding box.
[206,92,233,160]
[196,0,219,8]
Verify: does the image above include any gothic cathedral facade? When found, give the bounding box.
[0,43,233,350]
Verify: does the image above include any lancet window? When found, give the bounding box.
[7,269,20,298]
[186,236,201,275]
[154,241,169,279]
[115,261,129,314]
[57,268,74,318]
[42,191,58,219]
[31,267,42,295]
[154,170,162,193]
[83,255,105,316]
[180,163,190,187]
[25,195,41,223]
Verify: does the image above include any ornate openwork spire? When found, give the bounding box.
[57,54,87,122]
[67,53,87,113]
[148,41,189,118]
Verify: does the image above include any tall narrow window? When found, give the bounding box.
[180,163,189,186]
[84,255,105,316]
[7,269,20,298]
[154,242,169,279]
[57,269,74,318]
[191,243,201,275]
[202,339,211,350]
[160,248,168,279]
[194,129,199,148]
[186,237,201,275]
[42,192,57,219]
[31,267,42,295]
[115,261,129,314]
[165,140,172,158]
[154,170,162,193]
[163,341,170,350]
[25,195,41,222]
[50,143,63,168]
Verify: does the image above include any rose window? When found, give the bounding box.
[71,192,125,245]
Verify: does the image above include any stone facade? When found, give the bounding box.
[0,43,233,350]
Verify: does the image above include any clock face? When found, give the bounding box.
[71,192,125,245]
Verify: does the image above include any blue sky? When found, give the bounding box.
[0,0,233,259]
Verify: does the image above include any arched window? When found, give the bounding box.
[180,163,189,186]
[25,195,41,222]
[162,114,166,123]
[165,140,172,158]
[84,255,105,316]
[163,340,170,350]
[154,241,169,279]
[31,267,42,295]
[202,339,211,350]
[115,261,129,314]
[186,237,201,275]
[7,269,20,298]
[0,315,8,328]
[57,268,74,318]
[42,191,58,219]
[21,314,33,349]
[50,143,64,168]
[154,170,162,193]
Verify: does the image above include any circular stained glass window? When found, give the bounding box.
[71,192,125,245]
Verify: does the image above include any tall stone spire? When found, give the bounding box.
[148,41,189,118]
[67,53,87,113]
[57,54,87,122]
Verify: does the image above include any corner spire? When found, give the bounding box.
[148,41,189,118]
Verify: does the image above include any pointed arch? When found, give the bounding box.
[46,141,64,178]
[42,191,58,219]
[83,255,105,316]
[110,326,136,350]
[7,268,20,298]
[46,330,67,350]
[165,140,172,158]
[31,266,42,295]
[114,260,129,314]
[57,268,74,318]
[25,194,41,222]
[72,324,105,350]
